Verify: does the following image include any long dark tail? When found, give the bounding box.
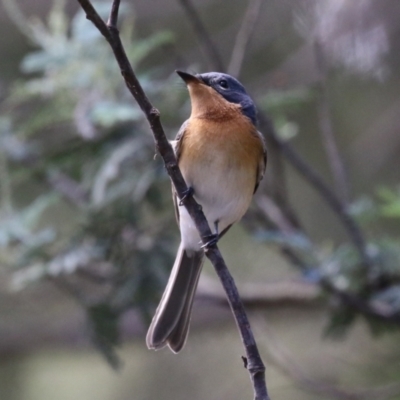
[146,243,204,353]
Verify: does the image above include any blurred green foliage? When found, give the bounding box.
[0,0,181,364]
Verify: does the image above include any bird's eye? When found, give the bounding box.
[219,79,228,89]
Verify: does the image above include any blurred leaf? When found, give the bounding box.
[0,194,58,248]
[372,285,400,312]
[258,88,314,141]
[126,31,175,66]
[274,116,299,141]
[20,193,59,228]
[258,87,314,114]
[377,187,400,218]
[322,244,365,292]
[348,195,379,224]
[90,101,142,127]
[48,0,69,38]
[87,303,121,369]
[255,229,313,250]
[368,239,400,283]
[324,305,357,339]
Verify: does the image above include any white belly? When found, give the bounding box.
[179,155,255,250]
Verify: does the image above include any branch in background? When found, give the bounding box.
[198,276,320,306]
[264,138,302,229]
[320,279,400,324]
[1,0,35,43]
[314,40,351,204]
[237,0,300,228]
[75,1,270,398]
[47,171,89,208]
[228,0,263,78]
[0,144,13,215]
[258,114,371,269]
[178,0,225,71]
[254,315,400,400]
[255,195,298,235]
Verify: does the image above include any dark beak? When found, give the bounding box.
[176,70,202,84]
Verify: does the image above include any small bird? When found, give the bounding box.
[146,70,267,353]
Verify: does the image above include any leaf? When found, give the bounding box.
[20,194,59,229]
[324,306,357,339]
[348,195,378,223]
[274,117,299,141]
[255,229,313,250]
[87,303,121,369]
[90,101,142,127]
[377,186,400,218]
[21,51,55,74]
[380,202,400,218]
[258,87,314,114]
[46,243,103,276]
[47,0,68,38]
[372,285,400,312]
[127,31,175,66]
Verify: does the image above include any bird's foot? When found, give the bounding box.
[201,233,219,250]
[179,186,194,206]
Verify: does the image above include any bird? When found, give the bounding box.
[146,70,267,353]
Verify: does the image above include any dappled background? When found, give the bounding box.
[1,0,400,399]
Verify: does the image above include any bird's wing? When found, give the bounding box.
[172,119,189,161]
[254,130,267,194]
[171,120,190,224]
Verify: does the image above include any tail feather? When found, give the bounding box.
[167,260,203,353]
[146,243,204,353]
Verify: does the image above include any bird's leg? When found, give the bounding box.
[179,186,194,206]
[201,220,219,250]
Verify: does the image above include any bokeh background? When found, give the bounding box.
[1,0,400,399]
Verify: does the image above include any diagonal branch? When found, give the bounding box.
[75,1,270,399]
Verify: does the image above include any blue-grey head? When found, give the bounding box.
[176,71,257,126]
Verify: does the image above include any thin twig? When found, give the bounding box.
[178,0,225,71]
[0,144,13,215]
[47,171,88,207]
[76,1,270,398]
[228,0,263,77]
[314,40,350,204]
[106,0,120,28]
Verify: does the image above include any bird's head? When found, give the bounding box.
[176,71,257,125]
